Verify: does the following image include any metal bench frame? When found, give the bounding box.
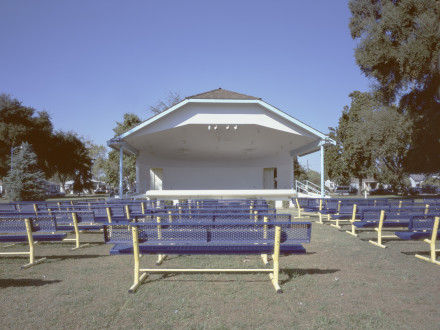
[395,216,440,265]
[0,216,66,268]
[104,219,311,294]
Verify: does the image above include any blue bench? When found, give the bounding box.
[424,198,440,206]
[300,198,388,225]
[142,207,276,220]
[0,203,17,211]
[133,212,291,226]
[317,200,412,227]
[328,204,390,228]
[0,215,66,268]
[5,209,105,250]
[46,210,104,249]
[395,215,440,265]
[39,203,132,223]
[345,208,439,248]
[293,198,324,218]
[103,219,312,293]
[182,199,268,208]
[344,205,439,236]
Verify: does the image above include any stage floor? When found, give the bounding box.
[144,189,297,200]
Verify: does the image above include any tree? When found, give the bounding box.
[326,92,376,193]
[0,94,54,178]
[327,91,412,193]
[305,169,322,187]
[149,91,182,115]
[324,128,352,186]
[349,0,440,173]
[104,113,142,190]
[87,143,108,183]
[358,104,412,193]
[3,142,46,201]
[50,131,94,193]
[293,157,308,182]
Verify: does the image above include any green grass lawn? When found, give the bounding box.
[1,207,439,329]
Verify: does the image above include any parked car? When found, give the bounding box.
[334,186,357,195]
[369,187,394,195]
[46,191,66,198]
[421,185,439,194]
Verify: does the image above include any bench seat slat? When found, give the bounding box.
[110,243,306,255]
[0,233,67,242]
[57,224,103,231]
[394,231,440,240]
[354,221,409,228]
[330,214,353,220]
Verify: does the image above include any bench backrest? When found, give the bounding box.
[360,207,437,221]
[0,215,58,233]
[0,204,17,211]
[295,198,322,209]
[155,207,274,216]
[136,213,291,224]
[408,215,440,231]
[44,210,96,224]
[424,198,440,205]
[104,221,312,245]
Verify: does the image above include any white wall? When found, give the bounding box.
[136,152,292,192]
[129,101,314,193]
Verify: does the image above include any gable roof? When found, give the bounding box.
[409,174,426,182]
[108,89,336,156]
[187,88,261,100]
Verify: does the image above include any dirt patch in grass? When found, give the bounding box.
[1,209,439,329]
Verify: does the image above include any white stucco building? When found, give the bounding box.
[108,89,335,200]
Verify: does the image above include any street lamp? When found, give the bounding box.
[10,145,22,172]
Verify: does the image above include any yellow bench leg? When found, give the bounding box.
[129,226,149,293]
[156,254,167,265]
[269,226,282,293]
[415,217,440,265]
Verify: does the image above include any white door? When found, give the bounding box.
[149,168,163,190]
[263,168,277,189]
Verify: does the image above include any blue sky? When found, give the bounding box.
[0,0,371,171]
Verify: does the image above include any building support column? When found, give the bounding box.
[119,146,124,199]
[291,156,295,189]
[320,143,325,198]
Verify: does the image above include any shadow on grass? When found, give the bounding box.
[38,242,106,247]
[139,268,340,286]
[47,254,110,261]
[157,252,316,262]
[1,255,109,265]
[401,251,429,257]
[0,278,61,288]
[280,268,340,284]
[143,273,283,284]
[358,237,400,243]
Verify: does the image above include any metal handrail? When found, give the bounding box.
[296,180,330,196]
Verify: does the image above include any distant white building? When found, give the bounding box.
[409,174,426,188]
[108,89,335,199]
[351,178,379,192]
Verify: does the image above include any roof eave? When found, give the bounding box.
[110,97,334,145]
[106,138,139,156]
